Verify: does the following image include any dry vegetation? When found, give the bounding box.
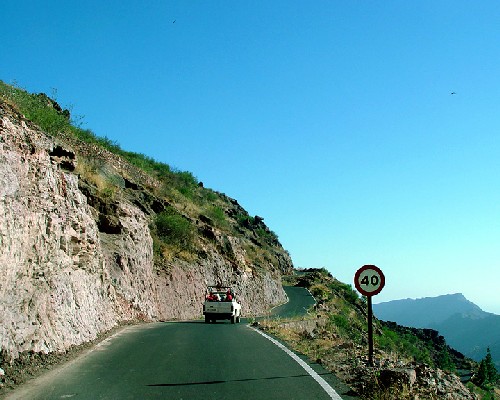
[258,269,497,399]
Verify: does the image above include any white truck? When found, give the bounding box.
[203,286,242,324]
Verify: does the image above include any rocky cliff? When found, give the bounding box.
[0,98,293,363]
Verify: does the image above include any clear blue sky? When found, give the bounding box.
[2,1,500,314]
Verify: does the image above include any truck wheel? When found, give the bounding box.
[231,316,235,324]
[205,316,209,323]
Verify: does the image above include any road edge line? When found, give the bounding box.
[250,326,343,400]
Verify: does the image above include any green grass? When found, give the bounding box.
[1,82,73,133]
[278,268,464,372]
[1,79,293,276]
[205,206,228,229]
[376,326,434,366]
[0,80,199,195]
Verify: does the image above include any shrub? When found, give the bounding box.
[330,313,351,334]
[335,282,359,304]
[255,226,279,243]
[376,327,435,366]
[309,283,330,301]
[206,206,227,228]
[154,210,194,249]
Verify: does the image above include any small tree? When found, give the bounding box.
[474,360,488,387]
[484,348,498,383]
[474,348,498,387]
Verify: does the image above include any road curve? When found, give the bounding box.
[271,286,317,318]
[5,320,355,400]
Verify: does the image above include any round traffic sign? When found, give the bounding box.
[354,265,385,296]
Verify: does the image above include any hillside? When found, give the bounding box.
[1,82,497,399]
[0,81,293,387]
[434,314,500,369]
[374,294,500,370]
[259,269,484,399]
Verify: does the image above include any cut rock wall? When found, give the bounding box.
[0,102,291,361]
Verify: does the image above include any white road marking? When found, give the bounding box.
[251,326,343,400]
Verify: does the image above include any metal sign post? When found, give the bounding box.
[354,264,385,367]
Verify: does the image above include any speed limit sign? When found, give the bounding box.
[354,264,385,297]
[354,264,385,366]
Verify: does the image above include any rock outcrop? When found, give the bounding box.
[0,100,292,363]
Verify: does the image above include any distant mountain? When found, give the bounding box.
[374,294,500,369]
[373,293,488,327]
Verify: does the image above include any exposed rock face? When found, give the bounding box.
[0,108,115,359]
[0,101,292,362]
[349,362,477,399]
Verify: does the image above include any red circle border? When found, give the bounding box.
[354,264,385,297]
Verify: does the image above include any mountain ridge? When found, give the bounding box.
[375,293,492,326]
[374,293,500,370]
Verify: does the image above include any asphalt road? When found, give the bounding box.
[5,288,356,400]
[271,286,317,318]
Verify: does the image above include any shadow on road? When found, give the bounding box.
[166,320,249,325]
[147,372,331,387]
